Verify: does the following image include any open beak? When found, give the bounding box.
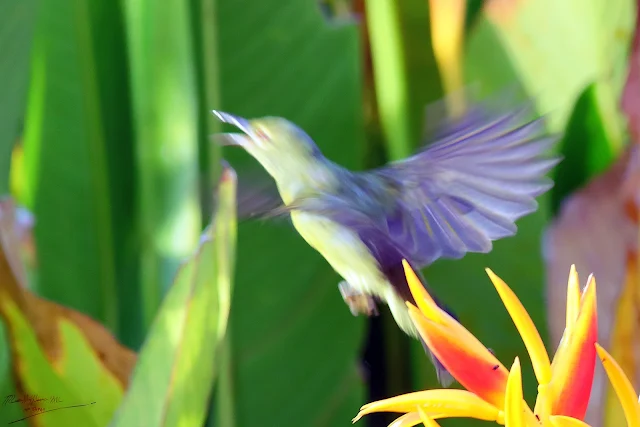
[212,110,252,134]
[211,133,251,147]
[211,110,256,148]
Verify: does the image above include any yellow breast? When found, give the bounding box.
[289,210,388,296]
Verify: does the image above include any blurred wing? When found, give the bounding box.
[366,102,561,266]
[236,178,283,220]
[212,162,287,222]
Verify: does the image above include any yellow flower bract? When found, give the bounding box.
[352,263,640,427]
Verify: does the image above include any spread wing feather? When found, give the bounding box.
[368,104,560,266]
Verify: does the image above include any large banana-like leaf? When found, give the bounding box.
[21,0,138,346]
[465,0,635,133]
[0,0,37,194]
[0,0,38,419]
[212,1,367,425]
[123,0,203,333]
[365,0,443,159]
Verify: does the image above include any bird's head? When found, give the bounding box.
[212,111,324,181]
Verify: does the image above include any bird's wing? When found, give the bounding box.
[235,173,284,220]
[285,99,561,267]
[211,162,288,222]
[368,101,560,266]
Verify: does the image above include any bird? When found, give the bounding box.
[211,94,561,385]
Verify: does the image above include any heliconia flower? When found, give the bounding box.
[352,261,598,426]
[548,415,592,427]
[504,358,525,427]
[540,343,640,427]
[403,260,510,409]
[417,406,442,427]
[594,344,640,427]
[532,266,598,420]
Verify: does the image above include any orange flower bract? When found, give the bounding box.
[352,262,615,427]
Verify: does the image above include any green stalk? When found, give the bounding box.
[190,0,222,221]
[189,0,234,425]
[365,0,413,159]
[22,0,126,331]
[123,0,203,330]
[365,0,443,159]
[0,0,38,196]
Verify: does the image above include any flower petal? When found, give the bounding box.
[504,357,525,427]
[541,264,583,421]
[407,304,509,408]
[603,252,640,427]
[595,343,640,427]
[402,260,446,323]
[387,412,422,427]
[352,389,500,423]
[417,406,442,427]
[545,275,598,419]
[549,415,592,427]
[565,265,581,337]
[486,268,552,385]
[429,0,466,116]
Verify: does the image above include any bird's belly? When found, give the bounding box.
[290,211,419,339]
[290,211,388,297]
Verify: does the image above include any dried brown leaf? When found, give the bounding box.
[0,197,136,391]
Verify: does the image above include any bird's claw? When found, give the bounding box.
[338,281,379,317]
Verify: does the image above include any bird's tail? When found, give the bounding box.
[383,262,457,387]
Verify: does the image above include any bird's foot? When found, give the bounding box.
[338,281,379,317]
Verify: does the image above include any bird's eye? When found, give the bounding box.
[254,127,270,141]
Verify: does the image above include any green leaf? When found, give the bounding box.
[463,18,524,101]
[21,0,136,339]
[109,165,236,427]
[366,0,444,159]
[464,0,636,133]
[189,0,223,221]
[464,0,485,30]
[0,0,37,194]
[123,0,203,332]
[551,83,626,215]
[212,2,367,425]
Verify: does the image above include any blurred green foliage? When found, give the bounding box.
[111,165,236,427]
[551,83,625,215]
[0,0,637,426]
